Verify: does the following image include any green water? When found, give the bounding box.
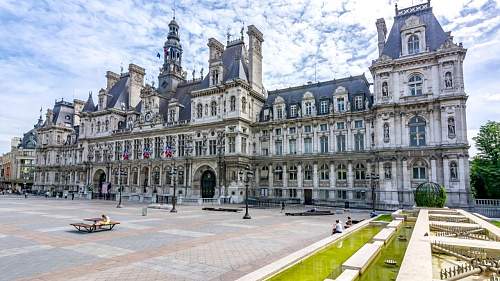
[374,214,393,222]
[357,222,414,281]
[267,224,384,281]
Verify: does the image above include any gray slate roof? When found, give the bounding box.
[382,6,448,59]
[261,74,371,121]
[52,101,74,127]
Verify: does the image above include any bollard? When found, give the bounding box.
[142,207,148,216]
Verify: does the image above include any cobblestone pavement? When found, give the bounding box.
[0,197,369,281]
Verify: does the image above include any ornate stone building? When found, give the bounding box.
[33,2,471,208]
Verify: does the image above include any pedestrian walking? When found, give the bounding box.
[24,192,28,199]
[280,201,286,213]
[71,193,75,200]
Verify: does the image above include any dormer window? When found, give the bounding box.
[276,107,283,119]
[337,98,345,112]
[210,101,217,116]
[354,96,364,110]
[408,34,420,54]
[320,100,329,114]
[197,103,203,118]
[169,109,176,122]
[304,102,312,116]
[408,74,423,96]
[290,105,297,117]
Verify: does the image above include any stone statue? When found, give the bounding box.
[382,82,389,96]
[448,117,455,137]
[384,123,390,142]
[384,166,391,179]
[450,164,457,180]
[445,72,453,88]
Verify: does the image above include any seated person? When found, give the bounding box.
[332,219,344,234]
[345,216,353,228]
[95,214,110,226]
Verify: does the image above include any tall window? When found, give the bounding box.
[337,122,345,130]
[197,103,203,118]
[354,133,364,151]
[153,167,160,185]
[355,163,366,180]
[289,139,296,154]
[320,164,329,180]
[337,164,347,180]
[409,116,426,147]
[154,137,161,158]
[261,166,269,180]
[274,165,283,181]
[209,140,217,155]
[408,75,423,96]
[242,97,247,113]
[413,161,426,180]
[290,105,297,117]
[337,98,345,112]
[132,168,138,185]
[354,96,363,110]
[304,137,312,154]
[408,34,420,54]
[305,102,312,116]
[211,101,217,116]
[320,100,329,114]
[276,107,283,119]
[195,141,203,156]
[304,165,312,180]
[450,161,458,180]
[289,165,297,180]
[354,120,363,128]
[337,134,346,152]
[230,96,236,111]
[320,136,329,153]
[228,136,235,153]
[275,141,283,155]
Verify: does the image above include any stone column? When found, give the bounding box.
[443,157,450,188]
[458,156,466,191]
[330,162,335,199]
[347,162,353,189]
[283,163,288,189]
[298,164,303,189]
[313,162,319,199]
[268,163,273,189]
[431,158,437,182]
[402,159,410,190]
[255,165,260,187]
[401,114,407,147]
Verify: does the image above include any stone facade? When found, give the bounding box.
[32,2,471,208]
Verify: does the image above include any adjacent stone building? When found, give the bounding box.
[32,1,471,208]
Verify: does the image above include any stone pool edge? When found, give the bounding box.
[235,217,379,281]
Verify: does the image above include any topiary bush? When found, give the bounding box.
[414,182,447,208]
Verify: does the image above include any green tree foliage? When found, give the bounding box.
[414,184,447,208]
[471,121,500,199]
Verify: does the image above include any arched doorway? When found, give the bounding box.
[201,170,216,198]
[141,167,149,193]
[93,169,106,196]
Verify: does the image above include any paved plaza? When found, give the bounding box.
[0,197,369,281]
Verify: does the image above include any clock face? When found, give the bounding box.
[145,112,152,122]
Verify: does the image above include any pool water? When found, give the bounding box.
[357,222,414,281]
[267,224,384,281]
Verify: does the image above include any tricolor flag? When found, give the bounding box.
[156,52,161,59]
[123,147,129,160]
[143,145,152,159]
[163,144,173,158]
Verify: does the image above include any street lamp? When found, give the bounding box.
[170,166,178,213]
[116,162,124,208]
[240,166,253,220]
[184,142,192,197]
[366,172,380,212]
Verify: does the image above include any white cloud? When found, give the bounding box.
[0,0,499,156]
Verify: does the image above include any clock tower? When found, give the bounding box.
[158,16,185,96]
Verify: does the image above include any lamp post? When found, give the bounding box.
[240,166,253,219]
[367,172,380,212]
[170,166,178,213]
[184,142,192,197]
[116,162,124,208]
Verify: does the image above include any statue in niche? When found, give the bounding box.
[383,123,390,142]
[450,163,458,180]
[382,81,389,97]
[445,72,453,88]
[384,166,392,179]
[448,117,456,138]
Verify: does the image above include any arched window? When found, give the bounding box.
[132,168,138,185]
[382,81,389,97]
[304,165,313,180]
[210,101,217,116]
[242,97,247,113]
[320,164,329,180]
[261,166,269,180]
[445,72,453,88]
[289,165,297,180]
[412,160,426,180]
[274,165,283,181]
[105,119,109,131]
[230,96,236,111]
[355,163,366,180]
[408,34,420,54]
[197,103,203,118]
[113,168,119,184]
[164,167,172,186]
[153,167,160,185]
[409,116,426,147]
[337,164,347,180]
[450,161,458,180]
[97,121,101,132]
[408,75,423,96]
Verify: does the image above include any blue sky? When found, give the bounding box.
[0,0,499,155]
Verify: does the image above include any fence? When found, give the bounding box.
[474,199,500,218]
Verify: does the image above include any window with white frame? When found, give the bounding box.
[210,101,217,116]
[354,133,364,151]
[304,164,312,180]
[289,139,296,154]
[354,120,363,128]
[230,96,236,111]
[276,107,283,119]
[304,125,312,133]
[304,137,312,153]
[354,96,364,110]
[409,116,426,147]
[320,136,329,153]
[320,100,329,114]
[320,124,328,131]
[275,141,282,155]
[337,98,345,112]
[197,103,203,118]
[337,122,345,130]
[408,34,420,54]
[408,74,423,96]
[337,164,347,180]
[290,104,297,117]
[320,164,329,180]
[337,134,346,152]
[305,102,312,116]
[288,165,297,180]
[412,161,426,180]
[355,163,366,180]
[228,136,235,153]
[274,165,283,181]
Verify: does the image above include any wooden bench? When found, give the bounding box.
[70,221,120,233]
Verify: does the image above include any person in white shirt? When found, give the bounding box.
[332,219,344,234]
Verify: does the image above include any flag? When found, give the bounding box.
[143,145,151,159]
[123,147,129,160]
[163,144,173,158]
[156,52,161,59]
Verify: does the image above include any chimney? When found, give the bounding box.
[106,71,120,90]
[207,38,225,86]
[376,18,387,57]
[247,25,264,93]
[128,63,145,108]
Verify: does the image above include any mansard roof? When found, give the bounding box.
[82,93,96,112]
[382,3,448,59]
[106,75,129,110]
[264,74,371,109]
[52,100,74,127]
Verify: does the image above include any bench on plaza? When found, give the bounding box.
[70,221,120,233]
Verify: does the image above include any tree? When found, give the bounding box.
[471,121,500,199]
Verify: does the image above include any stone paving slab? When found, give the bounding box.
[159,228,215,238]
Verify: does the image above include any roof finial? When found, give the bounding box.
[395,2,398,15]
[120,62,123,75]
[172,0,176,19]
[240,22,244,40]
[226,27,231,43]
